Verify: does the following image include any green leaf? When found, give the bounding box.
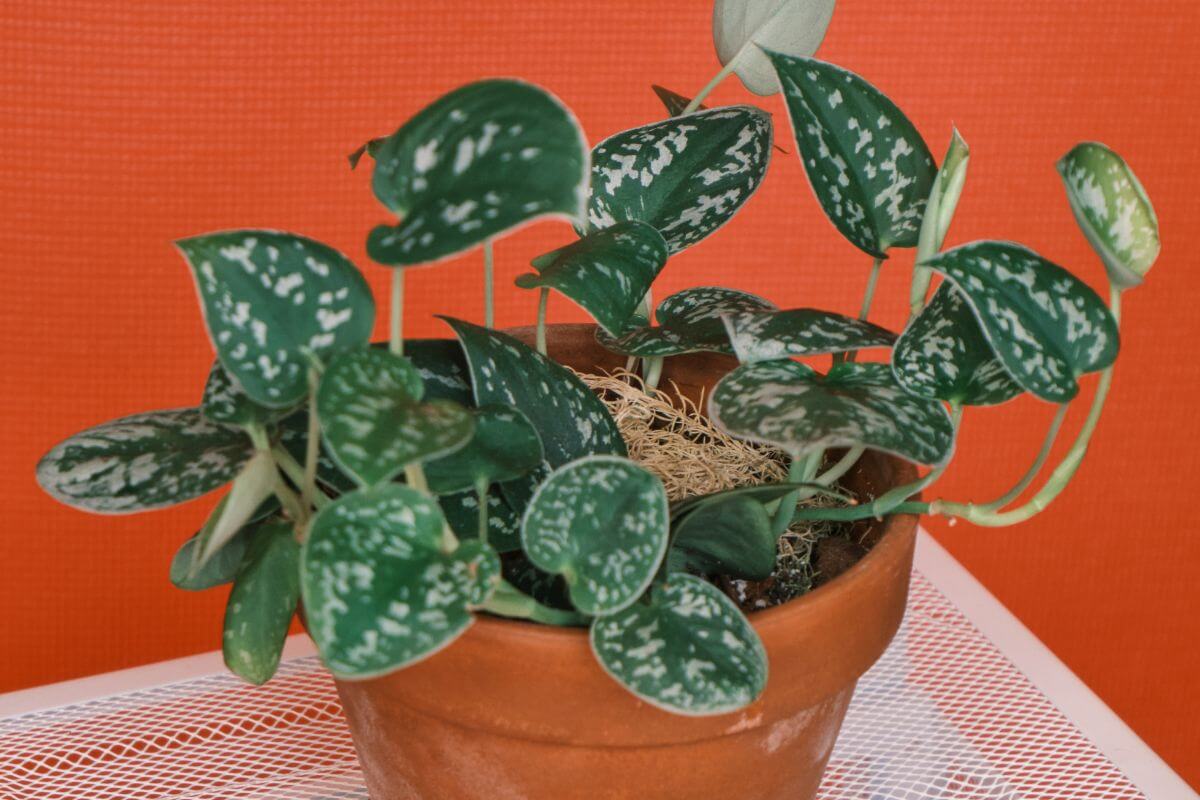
[403,339,475,405]
[201,361,288,428]
[178,230,375,409]
[442,317,626,505]
[586,107,772,254]
[521,456,669,615]
[919,128,970,256]
[171,523,252,591]
[302,484,500,678]
[892,282,1022,406]
[277,409,356,494]
[502,554,575,611]
[223,521,300,685]
[425,405,543,494]
[1058,142,1161,290]
[597,286,776,357]
[188,451,279,575]
[365,79,589,266]
[923,241,1120,403]
[723,308,896,363]
[670,496,775,580]
[516,222,669,337]
[710,360,955,464]
[590,573,767,715]
[768,53,936,257]
[37,408,252,514]
[317,348,475,487]
[439,487,522,553]
[651,85,700,116]
[714,0,836,96]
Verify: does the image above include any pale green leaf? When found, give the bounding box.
[223,521,300,685]
[178,231,375,408]
[425,405,543,494]
[723,308,896,363]
[918,128,970,256]
[590,574,767,715]
[37,408,252,514]
[714,0,836,96]
[521,456,668,616]
[597,286,776,357]
[190,450,279,575]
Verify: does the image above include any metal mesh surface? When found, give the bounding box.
[0,573,1145,800]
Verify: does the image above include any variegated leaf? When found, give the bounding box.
[516,222,669,336]
[190,450,279,574]
[425,405,543,494]
[201,361,287,428]
[521,456,668,616]
[597,286,776,357]
[1058,142,1160,289]
[892,282,1022,406]
[714,0,836,96]
[223,521,300,685]
[586,107,772,254]
[302,485,501,678]
[768,53,936,257]
[590,573,767,715]
[669,495,775,580]
[723,308,896,363]
[440,487,522,553]
[37,408,252,514]
[317,348,474,487]
[710,360,955,464]
[923,241,1120,403]
[403,339,475,405]
[365,79,589,266]
[179,231,375,409]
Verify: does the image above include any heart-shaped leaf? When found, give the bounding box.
[442,318,626,507]
[590,573,767,715]
[1058,142,1161,290]
[317,348,475,487]
[768,53,936,257]
[923,241,1120,403]
[189,450,279,575]
[892,282,1022,406]
[713,0,836,96]
[669,495,775,580]
[440,487,522,553]
[365,79,589,266]
[598,286,776,357]
[425,405,543,495]
[37,408,252,514]
[586,107,772,254]
[516,222,669,337]
[302,484,501,678]
[178,231,375,408]
[521,456,669,616]
[710,360,955,464]
[201,361,288,428]
[223,521,300,685]
[723,308,896,363]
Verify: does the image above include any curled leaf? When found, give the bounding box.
[713,0,837,96]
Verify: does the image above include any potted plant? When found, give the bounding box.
[35,1,1160,798]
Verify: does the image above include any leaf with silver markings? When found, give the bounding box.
[223,521,300,685]
[425,405,544,495]
[597,286,776,357]
[723,308,896,363]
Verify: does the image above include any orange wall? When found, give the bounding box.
[3,0,1197,786]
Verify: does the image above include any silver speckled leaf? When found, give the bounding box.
[597,286,777,357]
[924,241,1120,403]
[723,307,896,363]
[201,361,288,428]
[768,52,936,257]
[892,282,1022,406]
[710,360,955,464]
[521,456,669,616]
[37,408,252,514]
[516,221,669,337]
[439,487,522,553]
[365,79,589,266]
[223,521,300,685]
[178,230,375,409]
[317,348,475,487]
[1057,142,1160,290]
[302,484,500,679]
[586,106,772,254]
[590,573,767,715]
[425,405,544,495]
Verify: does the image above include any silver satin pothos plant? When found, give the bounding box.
[37,1,1160,715]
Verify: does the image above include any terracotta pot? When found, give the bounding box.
[332,324,919,800]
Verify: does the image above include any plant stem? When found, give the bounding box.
[772,452,820,535]
[390,268,405,357]
[858,256,885,321]
[483,240,495,328]
[301,368,320,515]
[682,53,743,114]
[644,356,665,390]
[405,463,429,493]
[977,403,1070,512]
[535,288,549,356]
[483,580,588,626]
[792,500,931,523]
[271,445,329,510]
[790,445,864,504]
[475,479,490,545]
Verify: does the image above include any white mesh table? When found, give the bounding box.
[1,532,1192,800]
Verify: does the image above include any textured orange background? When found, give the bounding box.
[3,0,1198,786]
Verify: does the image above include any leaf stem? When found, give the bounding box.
[404,463,429,494]
[535,288,549,356]
[483,580,588,627]
[858,256,885,322]
[483,240,495,328]
[643,356,665,391]
[270,445,329,510]
[682,53,743,114]
[390,268,405,357]
[300,368,320,515]
[977,403,1070,512]
[772,452,820,535]
[475,479,490,545]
